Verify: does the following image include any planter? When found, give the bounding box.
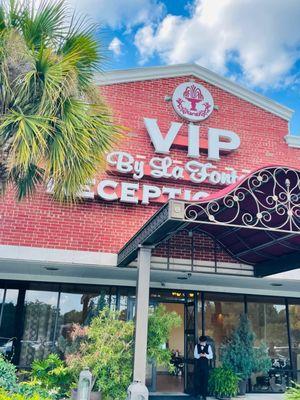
[238,379,247,396]
[216,396,231,400]
[71,388,102,400]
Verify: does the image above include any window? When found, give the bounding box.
[19,290,59,367]
[248,296,289,392]
[203,293,245,365]
[288,299,300,382]
[0,289,19,359]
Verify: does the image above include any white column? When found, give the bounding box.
[127,245,152,399]
[133,245,152,382]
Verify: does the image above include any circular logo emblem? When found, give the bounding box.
[172,82,214,122]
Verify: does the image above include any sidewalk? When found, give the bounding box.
[150,394,285,400]
[207,395,285,400]
[239,395,284,400]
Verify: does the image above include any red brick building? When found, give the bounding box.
[0,64,300,396]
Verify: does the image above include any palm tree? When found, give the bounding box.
[0,0,120,201]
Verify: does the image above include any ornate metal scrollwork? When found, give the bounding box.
[184,167,300,233]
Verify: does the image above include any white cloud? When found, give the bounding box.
[69,0,165,29]
[108,37,123,56]
[134,0,300,88]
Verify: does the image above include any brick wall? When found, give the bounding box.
[0,74,298,262]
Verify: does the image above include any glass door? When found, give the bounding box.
[184,293,197,394]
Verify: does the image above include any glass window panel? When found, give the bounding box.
[119,287,136,321]
[288,300,300,382]
[19,290,59,367]
[0,288,5,324]
[203,293,244,366]
[247,296,289,392]
[197,293,203,336]
[56,287,111,359]
[0,289,18,359]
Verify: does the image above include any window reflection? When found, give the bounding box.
[248,297,289,392]
[0,289,19,359]
[19,290,58,366]
[203,293,244,365]
[288,300,300,382]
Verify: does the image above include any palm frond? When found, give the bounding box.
[46,97,121,202]
[21,0,68,49]
[10,163,44,200]
[0,111,53,171]
[60,32,99,89]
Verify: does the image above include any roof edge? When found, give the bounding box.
[94,64,293,121]
[285,134,300,148]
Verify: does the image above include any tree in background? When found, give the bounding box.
[220,313,271,393]
[0,0,120,201]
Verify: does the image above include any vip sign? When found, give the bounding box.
[49,82,242,204]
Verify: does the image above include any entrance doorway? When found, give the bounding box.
[147,290,198,395]
[156,302,185,393]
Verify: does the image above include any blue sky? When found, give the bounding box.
[71,0,300,135]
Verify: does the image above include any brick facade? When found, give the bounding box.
[0,73,298,263]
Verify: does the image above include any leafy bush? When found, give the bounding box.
[28,354,73,399]
[18,380,56,400]
[285,382,300,399]
[220,314,271,380]
[148,304,182,369]
[66,305,182,400]
[208,367,239,398]
[66,308,134,400]
[57,325,88,357]
[0,388,51,400]
[0,355,18,392]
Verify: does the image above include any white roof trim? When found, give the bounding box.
[285,134,300,148]
[94,64,293,121]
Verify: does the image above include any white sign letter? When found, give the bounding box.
[142,185,161,204]
[188,123,200,158]
[97,180,118,201]
[144,118,182,154]
[120,182,139,204]
[208,128,240,160]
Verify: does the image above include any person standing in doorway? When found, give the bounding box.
[194,335,213,400]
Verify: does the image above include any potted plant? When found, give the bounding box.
[220,314,272,395]
[208,367,239,399]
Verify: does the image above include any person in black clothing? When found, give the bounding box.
[194,335,213,400]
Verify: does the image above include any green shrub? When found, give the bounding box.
[66,308,134,400]
[220,314,271,380]
[18,380,56,400]
[285,382,300,399]
[0,355,18,392]
[208,367,239,398]
[148,304,182,369]
[29,354,73,399]
[66,305,182,400]
[0,388,51,400]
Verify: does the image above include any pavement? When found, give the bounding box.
[239,395,284,400]
[207,395,285,400]
[150,394,285,400]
